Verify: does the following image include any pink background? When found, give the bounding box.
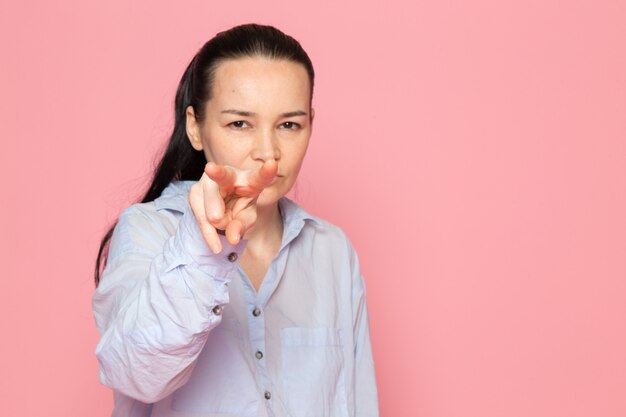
[1,0,625,416]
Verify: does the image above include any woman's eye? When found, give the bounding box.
[280,121,301,130]
[229,120,249,129]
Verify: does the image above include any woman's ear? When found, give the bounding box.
[186,106,203,151]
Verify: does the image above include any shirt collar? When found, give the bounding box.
[276,194,319,251]
[153,180,318,247]
[153,180,195,213]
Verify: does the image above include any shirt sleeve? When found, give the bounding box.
[351,247,380,417]
[92,202,246,403]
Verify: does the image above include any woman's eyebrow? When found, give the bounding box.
[280,111,308,118]
[221,109,255,117]
[221,109,308,118]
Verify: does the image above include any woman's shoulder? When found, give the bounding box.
[109,181,193,258]
[118,181,193,220]
[282,199,363,285]
[281,198,356,253]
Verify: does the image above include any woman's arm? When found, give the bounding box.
[92,202,245,403]
[351,249,380,417]
[93,161,276,403]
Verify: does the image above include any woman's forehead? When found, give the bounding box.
[209,57,311,110]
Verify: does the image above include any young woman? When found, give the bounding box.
[93,24,379,417]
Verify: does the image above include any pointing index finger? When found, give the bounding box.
[205,162,236,197]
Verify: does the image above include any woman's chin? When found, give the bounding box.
[255,189,282,208]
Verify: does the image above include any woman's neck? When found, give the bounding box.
[239,201,284,291]
[242,201,284,257]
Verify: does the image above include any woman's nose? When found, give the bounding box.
[251,129,281,162]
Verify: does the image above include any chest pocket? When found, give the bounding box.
[280,327,348,417]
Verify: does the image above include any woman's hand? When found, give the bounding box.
[188,160,278,254]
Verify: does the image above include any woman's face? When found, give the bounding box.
[186,56,313,207]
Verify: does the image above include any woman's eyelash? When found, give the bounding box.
[227,121,302,129]
[281,122,301,129]
[229,121,249,128]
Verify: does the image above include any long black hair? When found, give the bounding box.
[94,23,315,286]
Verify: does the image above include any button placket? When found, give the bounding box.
[249,304,271,403]
[240,261,276,409]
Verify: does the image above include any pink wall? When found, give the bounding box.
[1,1,625,416]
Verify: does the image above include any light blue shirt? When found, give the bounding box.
[93,181,379,417]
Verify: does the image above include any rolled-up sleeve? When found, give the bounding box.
[92,202,246,403]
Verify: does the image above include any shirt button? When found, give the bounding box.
[212,305,222,316]
[264,391,271,400]
[255,350,263,360]
[252,307,261,317]
[227,252,238,262]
